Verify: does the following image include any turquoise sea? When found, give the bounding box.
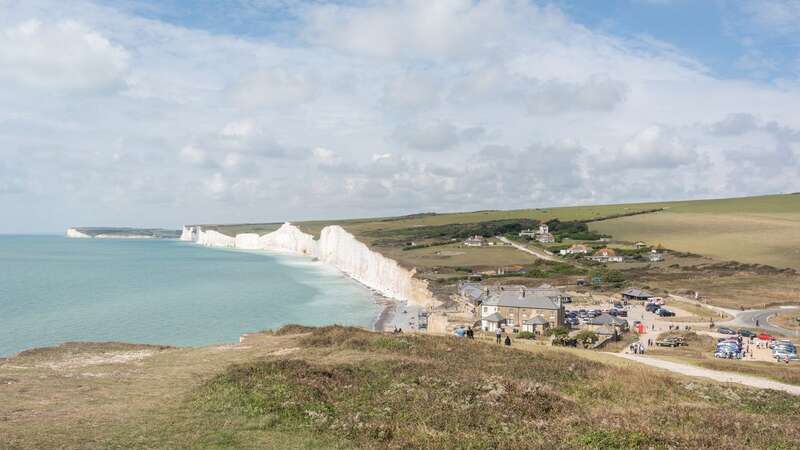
[0,236,380,357]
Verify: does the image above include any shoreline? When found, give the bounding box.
[188,243,395,333]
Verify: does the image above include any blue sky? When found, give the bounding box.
[0,0,799,232]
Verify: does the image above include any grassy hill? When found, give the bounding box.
[590,194,800,269]
[1,326,799,449]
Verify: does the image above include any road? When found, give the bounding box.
[733,307,800,337]
[496,236,561,262]
[612,353,800,395]
[669,294,799,337]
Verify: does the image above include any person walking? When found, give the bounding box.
[504,335,511,346]
[756,319,760,327]
[495,327,502,344]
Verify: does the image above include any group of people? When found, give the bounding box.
[495,327,512,346]
[629,342,646,354]
[454,326,475,339]
[668,324,691,331]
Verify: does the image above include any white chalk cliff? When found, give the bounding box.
[66,228,91,238]
[183,223,436,307]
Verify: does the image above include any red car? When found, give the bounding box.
[757,333,775,341]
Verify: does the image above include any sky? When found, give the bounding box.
[1,0,800,233]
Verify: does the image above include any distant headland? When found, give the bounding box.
[66,227,181,239]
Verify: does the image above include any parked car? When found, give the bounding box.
[656,337,686,347]
[773,350,798,361]
[617,310,628,317]
[757,333,775,341]
[656,308,675,317]
[645,303,660,313]
[738,329,757,338]
[718,327,737,335]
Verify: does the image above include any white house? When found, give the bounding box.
[463,235,486,247]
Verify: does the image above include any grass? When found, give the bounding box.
[590,194,800,270]
[3,327,800,449]
[770,311,800,332]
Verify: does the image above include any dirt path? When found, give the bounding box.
[497,236,560,262]
[612,353,800,395]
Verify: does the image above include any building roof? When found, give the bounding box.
[483,312,505,322]
[484,290,562,310]
[594,247,616,257]
[459,282,485,301]
[523,316,549,325]
[622,288,653,298]
[587,314,627,326]
[594,326,616,335]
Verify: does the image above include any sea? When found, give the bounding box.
[0,235,380,357]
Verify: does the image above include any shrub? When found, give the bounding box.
[575,330,599,348]
[517,331,536,340]
[545,326,571,337]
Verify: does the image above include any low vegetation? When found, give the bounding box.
[4,326,800,448]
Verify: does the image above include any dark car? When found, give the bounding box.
[656,309,675,317]
[718,327,737,335]
[617,310,628,317]
[645,303,660,313]
[738,329,756,338]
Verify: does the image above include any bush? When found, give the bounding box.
[517,331,536,340]
[552,335,577,347]
[545,326,571,337]
[575,330,599,348]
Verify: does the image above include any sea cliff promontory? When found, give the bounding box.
[66,227,181,239]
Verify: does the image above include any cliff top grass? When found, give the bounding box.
[2,326,800,449]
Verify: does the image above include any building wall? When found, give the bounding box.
[497,306,563,328]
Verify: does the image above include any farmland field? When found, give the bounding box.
[590,194,800,270]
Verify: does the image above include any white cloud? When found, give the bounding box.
[742,0,800,34]
[0,19,129,91]
[526,76,629,115]
[613,125,698,169]
[231,69,315,109]
[381,71,441,111]
[179,145,209,166]
[392,121,484,151]
[2,0,800,232]
[304,0,519,60]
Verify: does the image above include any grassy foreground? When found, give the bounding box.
[2,327,800,449]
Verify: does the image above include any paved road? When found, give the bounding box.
[669,295,799,337]
[734,307,800,337]
[613,353,800,395]
[497,236,560,262]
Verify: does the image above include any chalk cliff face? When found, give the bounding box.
[318,226,434,306]
[234,233,261,250]
[66,228,91,238]
[195,228,236,248]
[258,223,317,256]
[184,222,437,307]
[180,226,195,241]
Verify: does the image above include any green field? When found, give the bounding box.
[2,326,800,449]
[590,194,800,269]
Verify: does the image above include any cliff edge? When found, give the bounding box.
[183,223,437,307]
